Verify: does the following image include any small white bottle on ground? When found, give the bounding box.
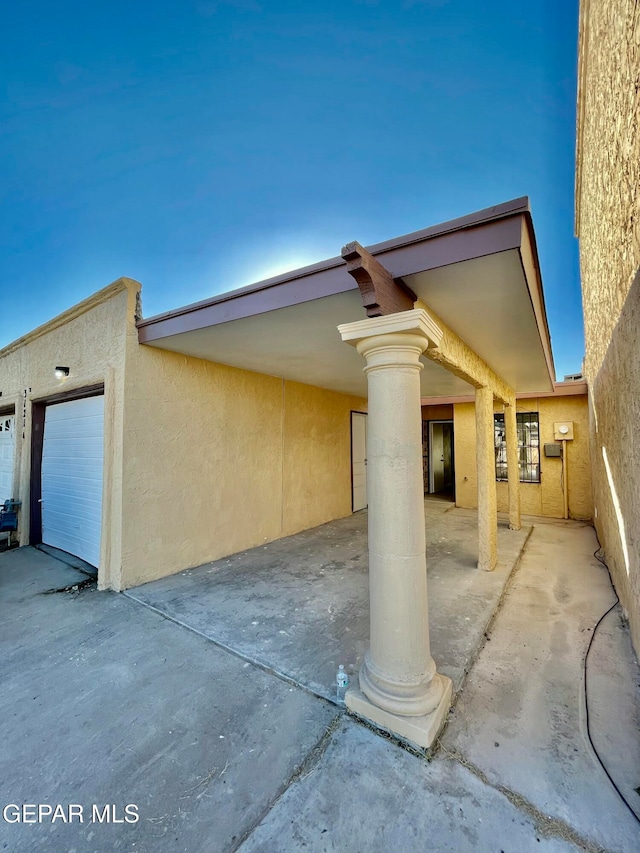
[336,664,349,689]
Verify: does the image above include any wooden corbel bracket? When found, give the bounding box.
[341,241,417,317]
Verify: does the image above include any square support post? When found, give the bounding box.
[504,400,521,531]
[475,385,498,571]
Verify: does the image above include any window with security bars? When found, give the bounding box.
[494,412,540,483]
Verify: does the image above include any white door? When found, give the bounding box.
[0,414,15,506]
[351,412,367,512]
[41,396,104,567]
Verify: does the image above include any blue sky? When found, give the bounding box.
[1,0,581,377]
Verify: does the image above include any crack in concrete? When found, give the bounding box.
[228,713,344,853]
[437,741,606,853]
[41,577,96,595]
[345,707,435,760]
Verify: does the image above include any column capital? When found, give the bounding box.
[338,308,443,350]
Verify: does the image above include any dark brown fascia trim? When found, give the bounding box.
[138,198,529,343]
[31,383,105,406]
[366,196,530,254]
[421,382,588,407]
[138,196,529,329]
[139,262,352,340]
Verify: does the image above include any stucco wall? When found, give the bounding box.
[0,279,136,588]
[281,381,364,537]
[120,317,366,588]
[1,280,366,591]
[576,0,640,652]
[453,396,592,520]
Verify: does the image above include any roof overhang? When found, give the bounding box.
[138,197,555,398]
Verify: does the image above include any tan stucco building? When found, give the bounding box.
[575,0,640,657]
[421,385,592,522]
[2,0,638,751]
[0,197,596,746]
[0,280,365,591]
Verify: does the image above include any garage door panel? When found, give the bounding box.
[0,415,15,505]
[42,474,104,495]
[41,396,104,568]
[42,506,102,528]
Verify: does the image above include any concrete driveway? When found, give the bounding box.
[1,509,639,852]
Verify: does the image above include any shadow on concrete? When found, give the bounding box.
[129,502,531,702]
[2,516,639,852]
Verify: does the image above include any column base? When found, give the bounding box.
[345,676,452,750]
[477,556,497,572]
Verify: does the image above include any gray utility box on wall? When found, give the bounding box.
[544,443,563,458]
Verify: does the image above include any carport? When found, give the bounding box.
[137,197,555,747]
[126,500,531,701]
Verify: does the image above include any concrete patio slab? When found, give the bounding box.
[0,548,338,853]
[238,718,579,853]
[129,501,531,702]
[2,516,639,852]
[442,521,640,853]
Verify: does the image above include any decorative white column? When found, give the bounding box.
[504,400,521,531]
[475,385,498,571]
[338,309,452,749]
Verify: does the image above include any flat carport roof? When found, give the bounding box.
[137,197,556,397]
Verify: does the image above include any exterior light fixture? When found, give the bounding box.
[54,366,70,379]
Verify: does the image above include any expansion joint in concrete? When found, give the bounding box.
[345,707,440,761]
[121,591,339,707]
[437,742,606,853]
[229,714,344,853]
[445,524,534,719]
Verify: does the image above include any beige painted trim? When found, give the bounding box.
[519,220,556,388]
[415,300,515,405]
[338,308,443,347]
[0,278,140,360]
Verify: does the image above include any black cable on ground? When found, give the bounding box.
[584,535,640,826]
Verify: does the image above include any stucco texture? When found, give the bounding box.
[281,381,364,537]
[576,0,640,652]
[453,396,592,521]
[120,313,366,589]
[0,279,135,588]
[1,281,366,591]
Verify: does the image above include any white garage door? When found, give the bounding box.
[41,395,104,567]
[0,414,15,506]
